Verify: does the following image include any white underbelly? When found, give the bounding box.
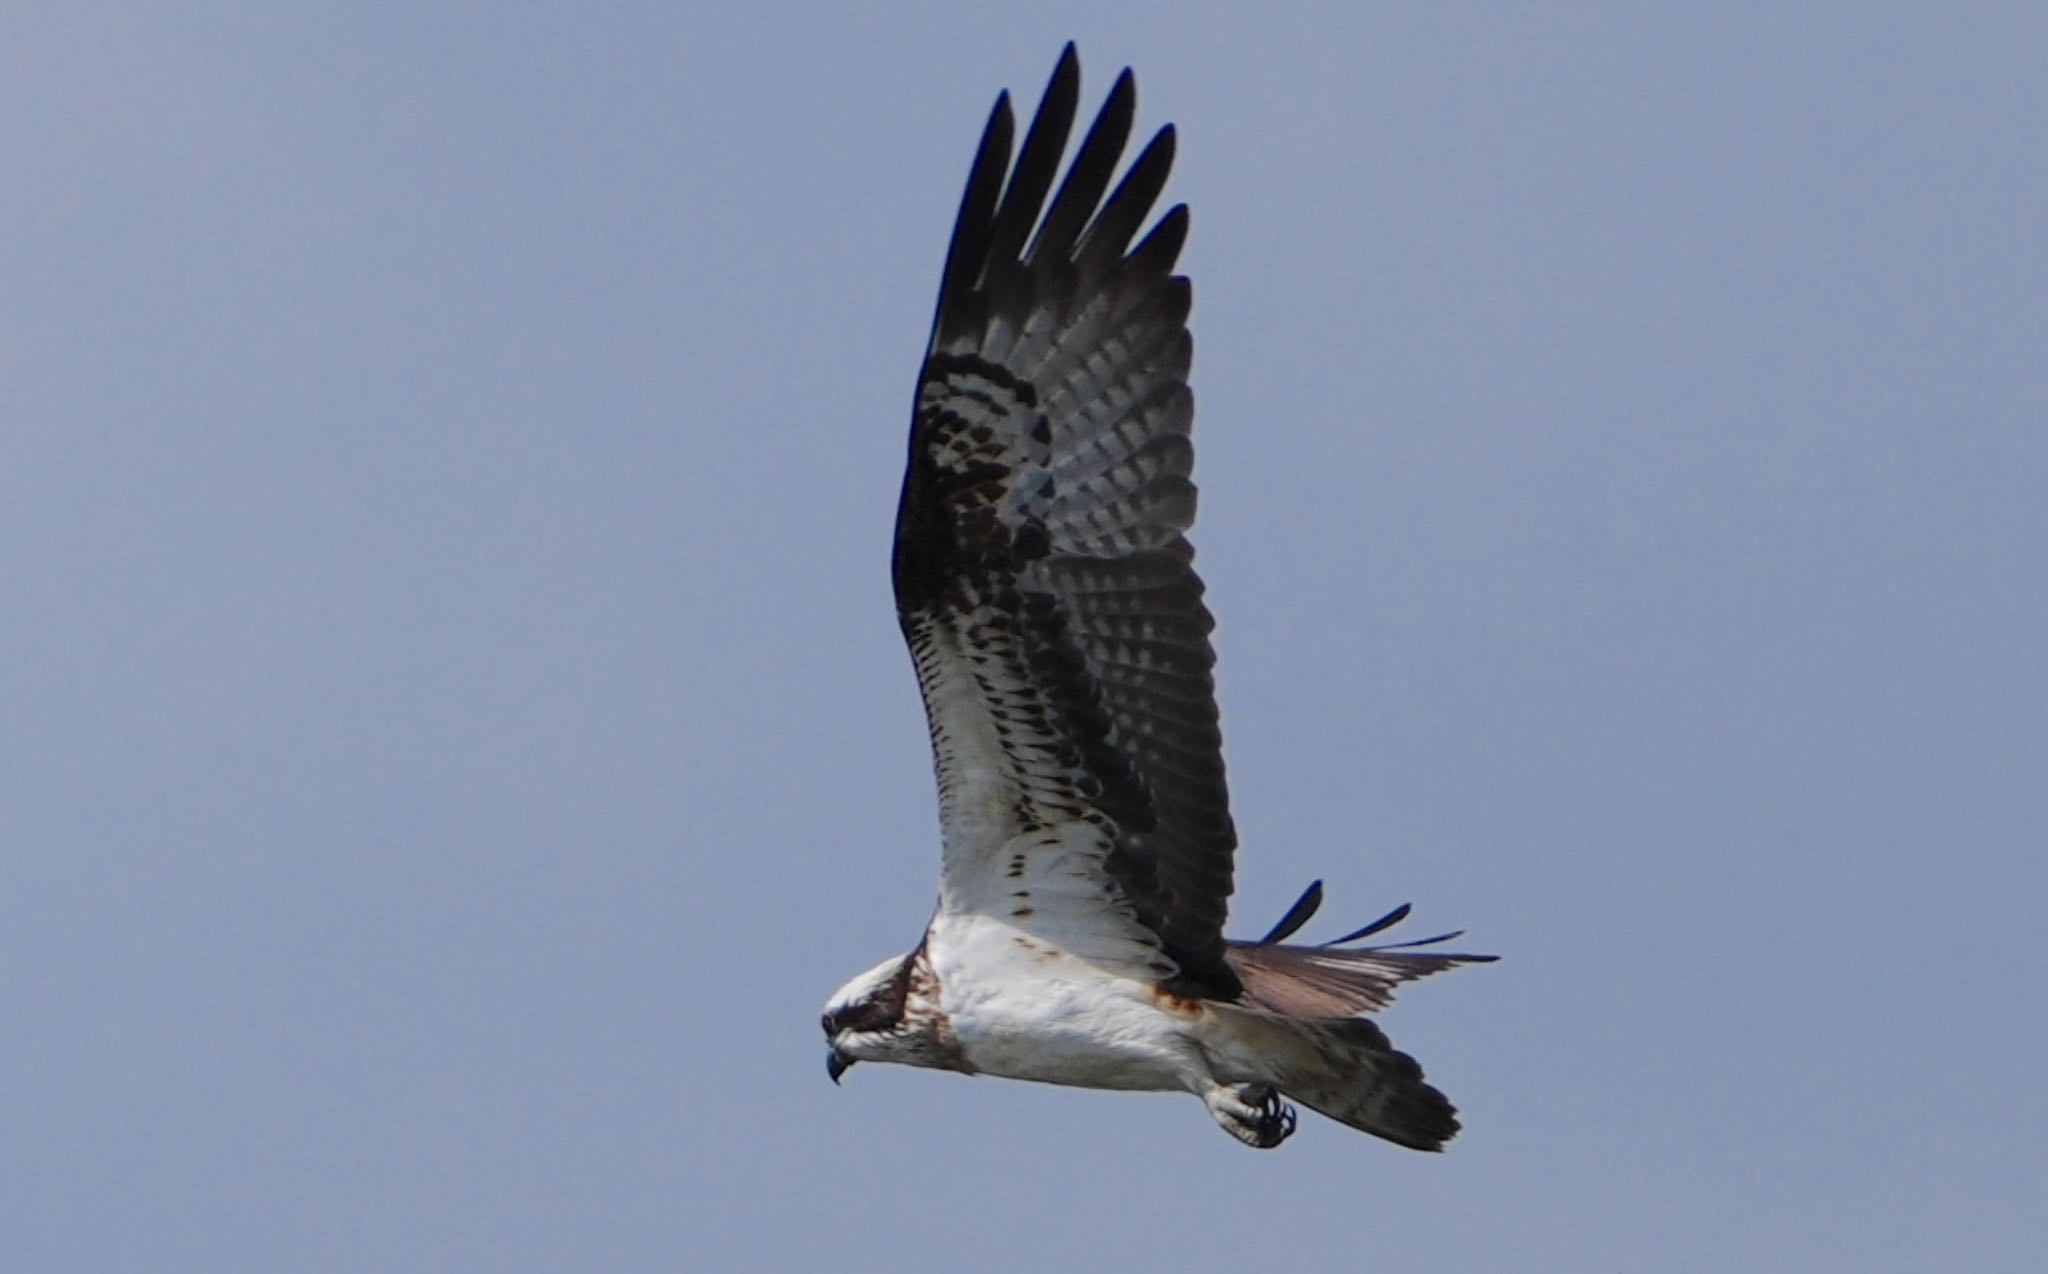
[929,917,1201,1093]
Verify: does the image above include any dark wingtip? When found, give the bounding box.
[1110,66,1136,113]
[1372,928,1461,949]
[1127,203,1189,278]
[1154,122,1178,159]
[1323,902,1413,947]
[1048,42,1080,103]
[1256,880,1323,945]
[983,89,1014,143]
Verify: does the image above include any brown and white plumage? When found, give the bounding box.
[824,44,1493,1152]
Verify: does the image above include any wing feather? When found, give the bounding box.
[1227,892,1498,1016]
[894,46,1237,992]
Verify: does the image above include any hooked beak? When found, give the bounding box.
[826,1047,852,1085]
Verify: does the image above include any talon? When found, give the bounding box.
[1232,1083,1296,1147]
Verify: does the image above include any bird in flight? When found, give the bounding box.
[823,45,1493,1151]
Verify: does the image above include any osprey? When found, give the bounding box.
[823,45,1493,1151]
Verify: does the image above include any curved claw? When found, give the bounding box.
[1237,1083,1299,1148]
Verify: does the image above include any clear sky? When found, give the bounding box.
[6,4,2044,1271]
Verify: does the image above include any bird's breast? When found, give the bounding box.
[925,914,1200,1093]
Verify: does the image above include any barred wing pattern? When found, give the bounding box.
[893,46,1239,994]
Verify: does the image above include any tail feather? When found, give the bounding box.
[1220,886,1490,1150]
[1277,1017,1464,1151]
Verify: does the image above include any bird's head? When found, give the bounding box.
[821,952,917,1084]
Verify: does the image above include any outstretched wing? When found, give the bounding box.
[894,46,1237,993]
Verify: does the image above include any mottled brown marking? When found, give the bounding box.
[1010,934,1061,966]
[892,946,972,1074]
[1145,984,1206,1018]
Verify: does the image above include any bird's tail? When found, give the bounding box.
[1270,1015,1465,1150]
[1216,883,1492,1150]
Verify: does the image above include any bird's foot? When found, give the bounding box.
[1204,1082,1298,1149]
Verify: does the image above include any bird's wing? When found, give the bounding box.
[1227,883,1497,1015]
[894,46,1236,993]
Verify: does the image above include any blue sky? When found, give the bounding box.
[5,5,2044,1271]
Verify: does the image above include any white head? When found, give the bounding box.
[820,949,959,1081]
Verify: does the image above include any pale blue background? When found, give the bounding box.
[6,4,2044,1271]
